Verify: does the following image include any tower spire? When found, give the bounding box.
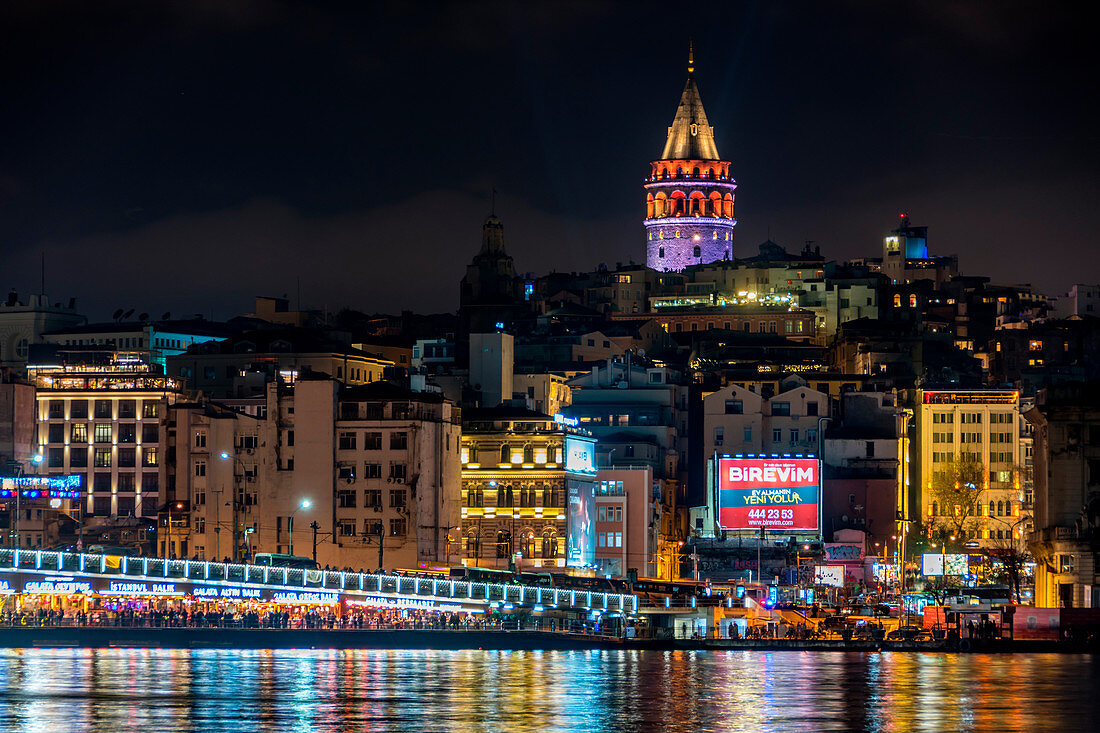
[688,41,694,75]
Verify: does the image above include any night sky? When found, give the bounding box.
[2,1,1095,320]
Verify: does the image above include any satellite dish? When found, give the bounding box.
[112,309,124,320]
[123,309,135,320]
[138,312,149,321]
[161,312,171,320]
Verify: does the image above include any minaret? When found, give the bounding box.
[644,46,737,271]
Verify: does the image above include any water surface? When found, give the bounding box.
[0,649,1095,731]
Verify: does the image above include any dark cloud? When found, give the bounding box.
[1,1,1096,318]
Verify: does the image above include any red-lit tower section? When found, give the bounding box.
[644,48,737,271]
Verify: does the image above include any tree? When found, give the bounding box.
[927,453,986,544]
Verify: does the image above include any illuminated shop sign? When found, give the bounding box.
[347,596,464,612]
[271,591,340,604]
[564,437,596,474]
[922,553,968,577]
[718,458,820,531]
[193,586,262,599]
[813,566,845,588]
[0,580,12,594]
[554,413,579,428]
[104,581,182,596]
[24,580,93,594]
[0,475,83,500]
[566,479,596,569]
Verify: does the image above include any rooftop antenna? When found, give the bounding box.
[40,251,45,295]
[491,186,497,216]
[688,40,694,75]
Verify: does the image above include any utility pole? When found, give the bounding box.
[210,487,223,560]
[757,525,765,588]
[377,520,385,572]
[310,520,320,562]
[232,492,240,563]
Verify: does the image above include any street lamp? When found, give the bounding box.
[10,454,44,550]
[290,499,311,557]
[166,501,183,558]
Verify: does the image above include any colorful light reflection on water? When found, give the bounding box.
[0,649,1095,732]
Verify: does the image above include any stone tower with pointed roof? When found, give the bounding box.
[644,46,737,271]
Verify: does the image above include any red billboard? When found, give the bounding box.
[718,458,820,531]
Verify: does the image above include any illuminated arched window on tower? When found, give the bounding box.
[671,191,686,216]
[713,231,718,240]
[910,294,918,308]
[675,230,681,239]
[723,193,734,218]
[646,193,655,219]
[690,191,705,216]
[893,294,902,307]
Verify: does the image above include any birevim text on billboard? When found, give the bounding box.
[718,457,820,532]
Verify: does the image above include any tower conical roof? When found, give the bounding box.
[660,51,720,161]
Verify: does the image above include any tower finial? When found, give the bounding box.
[688,41,694,75]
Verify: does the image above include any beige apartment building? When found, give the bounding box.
[164,376,462,569]
[914,388,1026,547]
[30,353,185,526]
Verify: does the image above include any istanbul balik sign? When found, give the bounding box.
[718,458,820,532]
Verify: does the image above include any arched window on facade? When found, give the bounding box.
[466,531,480,558]
[931,501,938,516]
[693,245,701,257]
[496,530,512,558]
[496,485,505,506]
[989,500,996,516]
[542,530,559,558]
[521,530,535,560]
[910,294,918,308]
[658,247,665,258]
[523,444,534,463]
[500,444,510,463]
[505,485,514,507]
[894,294,902,307]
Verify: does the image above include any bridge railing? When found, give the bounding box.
[0,549,638,613]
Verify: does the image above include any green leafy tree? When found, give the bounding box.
[927,453,986,545]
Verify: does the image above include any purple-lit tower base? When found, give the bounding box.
[645,216,737,271]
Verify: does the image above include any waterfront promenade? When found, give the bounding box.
[2,621,1087,653]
